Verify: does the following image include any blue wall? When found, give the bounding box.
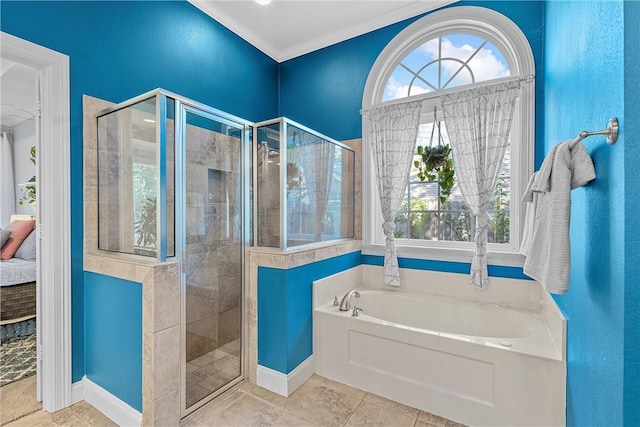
[361,254,529,280]
[622,3,640,425]
[84,273,142,411]
[258,252,361,373]
[1,0,278,385]
[544,1,638,425]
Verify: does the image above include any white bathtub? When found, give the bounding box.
[313,266,566,427]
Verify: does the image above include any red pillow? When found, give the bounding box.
[1,220,36,260]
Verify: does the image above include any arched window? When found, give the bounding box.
[362,6,535,265]
[382,33,511,100]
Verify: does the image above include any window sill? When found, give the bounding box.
[361,243,525,268]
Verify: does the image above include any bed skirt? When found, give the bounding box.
[1,281,36,321]
[0,316,36,340]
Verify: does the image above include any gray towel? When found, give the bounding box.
[520,139,595,294]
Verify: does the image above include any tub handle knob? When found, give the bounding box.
[333,295,339,306]
[352,306,363,317]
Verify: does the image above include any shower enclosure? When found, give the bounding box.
[254,118,355,249]
[96,89,251,416]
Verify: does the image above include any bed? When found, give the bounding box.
[1,219,37,333]
[1,258,36,322]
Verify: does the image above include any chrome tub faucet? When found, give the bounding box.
[339,289,360,311]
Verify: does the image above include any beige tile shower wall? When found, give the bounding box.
[166,119,175,257]
[184,124,243,362]
[95,108,135,254]
[84,95,181,426]
[84,95,111,256]
[342,139,362,240]
[185,155,220,363]
[256,145,281,247]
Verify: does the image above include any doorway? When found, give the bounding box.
[0,57,40,423]
[0,31,71,414]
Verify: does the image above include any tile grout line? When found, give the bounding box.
[2,406,42,425]
[341,390,368,426]
[347,391,423,427]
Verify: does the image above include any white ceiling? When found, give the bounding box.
[188,0,455,63]
[1,59,38,128]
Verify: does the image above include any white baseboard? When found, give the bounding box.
[71,380,84,404]
[75,376,142,427]
[256,355,314,397]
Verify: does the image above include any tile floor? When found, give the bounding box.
[3,400,117,426]
[184,374,465,427]
[0,375,41,425]
[5,374,464,426]
[187,339,241,408]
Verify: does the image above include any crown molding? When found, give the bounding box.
[188,0,456,63]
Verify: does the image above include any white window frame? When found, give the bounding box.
[361,6,535,267]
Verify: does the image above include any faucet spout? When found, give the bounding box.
[339,290,360,311]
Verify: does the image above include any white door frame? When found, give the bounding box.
[1,31,71,413]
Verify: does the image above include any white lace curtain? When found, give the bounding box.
[441,78,521,289]
[299,133,335,240]
[362,101,422,286]
[0,132,15,227]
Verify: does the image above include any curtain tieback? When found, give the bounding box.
[476,211,490,230]
[382,221,396,236]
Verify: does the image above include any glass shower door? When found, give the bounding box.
[180,106,244,414]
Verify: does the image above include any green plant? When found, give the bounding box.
[414,144,455,205]
[19,146,36,207]
[490,179,510,243]
[287,162,301,194]
[395,199,432,239]
[134,196,157,249]
[441,201,473,242]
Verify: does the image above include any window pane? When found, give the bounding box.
[396,118,510,244]
[445,210,473,242]
[467,40,510,83]
[385,66,416,101]
[394,209,410,239]
[383,34,512,99]
[439,34,487,62]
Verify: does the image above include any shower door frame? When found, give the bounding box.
[174,97,252,418]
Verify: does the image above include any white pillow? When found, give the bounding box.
[0,228,11,248]
[14,230,36,261]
